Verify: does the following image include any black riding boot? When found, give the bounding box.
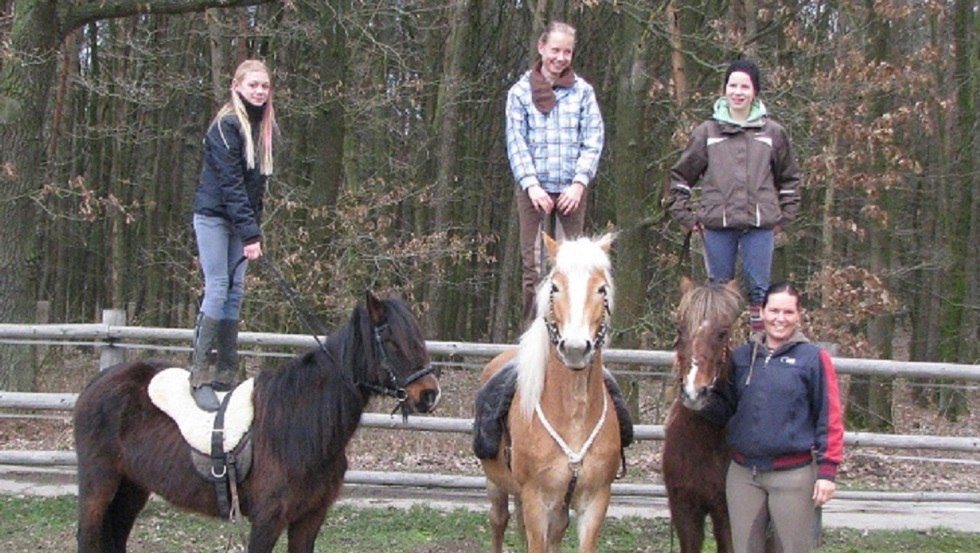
[214,319,240,392]
[189,315,221,411]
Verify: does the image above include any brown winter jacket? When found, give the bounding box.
[667,115,800,231]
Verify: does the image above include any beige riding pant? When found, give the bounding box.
[726,461,817,553]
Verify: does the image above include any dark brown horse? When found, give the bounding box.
[662,278,741,553]
[73,291,441,553]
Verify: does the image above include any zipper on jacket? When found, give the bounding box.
[745,342,761,385]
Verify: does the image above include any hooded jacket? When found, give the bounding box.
[699,329,845,480]
[667,99,800,231]
[193,111,268,245]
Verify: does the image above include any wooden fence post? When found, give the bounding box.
[34,301,51,370]
[99,309,127,371]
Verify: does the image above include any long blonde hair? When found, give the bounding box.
[211,59,276,175]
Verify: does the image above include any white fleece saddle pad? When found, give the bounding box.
[147,368,255,455]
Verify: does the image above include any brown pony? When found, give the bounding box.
[477,233,623,553]
[73,291,441,553]
[662,277,742,553]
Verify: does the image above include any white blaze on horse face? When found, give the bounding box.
[559,269,593,368]
[550,238,612,369]
[684,356,701,402]
[683,321,709,403]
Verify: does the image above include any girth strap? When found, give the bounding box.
[210,392,238,520]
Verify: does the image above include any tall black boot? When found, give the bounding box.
[214,319,240,392]
[189,314,221,411]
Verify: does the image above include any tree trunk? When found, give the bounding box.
[938,0,978,421]
[424,0,471,339]
[0,0,60,390]
[607,12,653,348]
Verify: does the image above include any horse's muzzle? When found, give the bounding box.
[415,388,441,413]
[557,337,596,370]
[680,387,710,411]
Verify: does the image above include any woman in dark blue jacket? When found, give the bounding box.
[700,282,844,553]
[190,59,277,411]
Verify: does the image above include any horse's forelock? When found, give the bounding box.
[383,297,428,357]
[533,237,614,320]
[676,283,741,340]
[553,236,612,276]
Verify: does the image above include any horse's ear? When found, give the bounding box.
[542,232,559,261]
[680,276,694,295]
[365,289,386,323]
[596,231,616,253]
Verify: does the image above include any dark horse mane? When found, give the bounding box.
[253,296,425,473]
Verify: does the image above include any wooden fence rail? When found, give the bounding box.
[1,400,977,454]
[2,321,980,380]
[3,321,979,508]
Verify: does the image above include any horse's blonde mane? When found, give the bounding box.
[515,235,614,418]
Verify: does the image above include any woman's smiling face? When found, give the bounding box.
[725,70,756,113]
[537,31,575,81]
[763,290,800,349]
[234,70,271,107]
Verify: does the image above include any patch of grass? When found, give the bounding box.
[2,496,978,553]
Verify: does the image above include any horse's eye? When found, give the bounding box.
[598,284,608,296]
[550,283,559,294]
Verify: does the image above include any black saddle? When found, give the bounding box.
[472,361,634,460]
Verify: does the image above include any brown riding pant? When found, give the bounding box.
[726,461,818,553]
[515,185,587,324]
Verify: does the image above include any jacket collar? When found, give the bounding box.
[750,327,810,355]
[713,97,767,129]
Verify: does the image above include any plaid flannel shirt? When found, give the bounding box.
[505,71,604,193]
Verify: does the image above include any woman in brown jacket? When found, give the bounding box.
[667,59,800,331]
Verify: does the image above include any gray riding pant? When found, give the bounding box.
[726,461,817,553]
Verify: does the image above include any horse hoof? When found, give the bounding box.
[192,385,220,412]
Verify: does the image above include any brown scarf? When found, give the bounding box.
[530,61,576,114]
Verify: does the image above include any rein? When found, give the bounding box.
[256,256,433,404]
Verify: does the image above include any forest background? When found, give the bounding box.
[0,0,976,430]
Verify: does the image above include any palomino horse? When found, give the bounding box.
[476,233,623,553]
[662,277,742,553]
[73,291,441,553]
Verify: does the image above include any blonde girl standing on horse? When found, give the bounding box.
[189,59,277,411]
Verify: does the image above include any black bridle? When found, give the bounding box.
[256,256,435,404]
[357,322,438,403]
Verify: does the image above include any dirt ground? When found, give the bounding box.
[2,350,978,496]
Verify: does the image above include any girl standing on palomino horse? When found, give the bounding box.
[505,20,605,325]
[189,59,277,411]
[667,59,801,333]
